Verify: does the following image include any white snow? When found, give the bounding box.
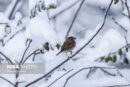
[25,10,58,49]
[0,0,130,87]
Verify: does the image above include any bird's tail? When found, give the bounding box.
[56,51,62,56]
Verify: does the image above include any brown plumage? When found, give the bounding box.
[56,36,76,56]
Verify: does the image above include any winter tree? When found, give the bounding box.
[0,0,130,87]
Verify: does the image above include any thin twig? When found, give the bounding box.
[32,51,44,61]
[121,0,125,11]
[103,84,130,87]
[116,69,130,83]
[19,39,32,64]
[112,17,127,32]
[125,0,130,18]
[22,49,43,64]
[49,0,81,19]
[65,0,85,39]
[4,27,26,44]
[0,76,15,86]
[48,69,73,87]
[63,66,116,87]
[15,39,32,80]
[100,68,116,76]
[86,68,93,78]
[0,52,14,65]
[86,68,98,78]
[25,0,113,86]
[8,0,21,19]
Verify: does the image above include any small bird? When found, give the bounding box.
[56,36,76,56]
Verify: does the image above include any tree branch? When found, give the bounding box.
[103,84,130,87]
[65,0,85,39]
[19,39,32,64]
[0,76,15,86]
[112,17,127,32]
[49,0,81,19]
[8,0,21,19]
[63,66,116,87]
[100,68,116,76]
[125,0,130,18]
[0,52,13,65]
[48,69,73,87]
[25,0,113,86]
[22,49,44,64]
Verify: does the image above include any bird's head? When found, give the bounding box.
[68,36,76,40]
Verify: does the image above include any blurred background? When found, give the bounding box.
[0,0,28,18]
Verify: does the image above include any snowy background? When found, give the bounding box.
[0,0,130,87]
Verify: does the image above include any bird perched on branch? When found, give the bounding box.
[56,36,76,56]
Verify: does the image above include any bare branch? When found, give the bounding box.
[49,0,81,19]
[124,36,128,45]
[65,0,85,39]
[121,0,130,18]
[19,39,32,64]
[103,84,130,87]
[32,51,44,61]
[112,17,127,32]
[4,27,26,45]
[0,76,15,86]
[121,0,125,11]
[0,52,14,65]
[100,68,116,76]
[86,68,97,78]
[125,0,130,18]
[63,66,116,87]
[48,69,73,87]
[22,49,43,64]
[8,0,21,19]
